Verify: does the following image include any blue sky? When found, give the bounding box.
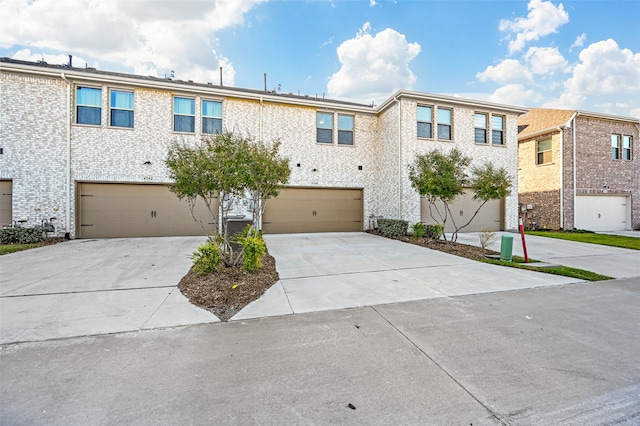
[1,0,639,117]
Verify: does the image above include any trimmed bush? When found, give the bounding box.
[0,227,45,244]
[412,222,426,238]
[377,219,408,237]
[424,224,443,240]
[190,240,223,275]
[235,226,267,272]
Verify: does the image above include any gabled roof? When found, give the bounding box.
[518,108,575,140]
[519,108,640,141]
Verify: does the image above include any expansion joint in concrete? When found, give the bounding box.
[370,305,511,426]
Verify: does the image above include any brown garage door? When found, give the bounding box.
[263,187,363,233]
[0,180,11,227]
[78,183,218,238]
[421,189,503,232]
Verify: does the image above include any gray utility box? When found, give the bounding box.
[225,216,252,252]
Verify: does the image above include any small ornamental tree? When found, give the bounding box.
[408,148,470,242]
[166,131,290,267]
[408,148,512,242]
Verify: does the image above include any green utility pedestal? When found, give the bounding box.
[500,234,513,262]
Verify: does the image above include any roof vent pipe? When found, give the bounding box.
[68,55,72,68]
[264,73,267,92]
[219,66,223,86]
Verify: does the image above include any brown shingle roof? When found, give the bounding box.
[518,108,575,140]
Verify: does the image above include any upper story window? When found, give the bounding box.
[437,108,452,140]
[316,112,333,144]
[202,100,222,134]
[109,90,134,128]
[174,97,195,133]
[474,113,487,143]
[417,105,433,138]
[338,114,354,145]
[76,86,102,125]
[537,139,552,165]
[491,115,504,145]
[611,134,621,159]
[622,136,632,160]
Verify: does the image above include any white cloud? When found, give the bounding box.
[327,23,421,102]
[488,84,542,107]
[0,0,264,86]
[570,33,587,52]
[499,0,569,53]
[476,59,533,84]
[369,0,377,6]
[565,39,640,95]
[524,46,568,74]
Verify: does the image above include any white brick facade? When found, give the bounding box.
[1,59,526,237]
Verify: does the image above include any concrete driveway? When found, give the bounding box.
[2,231,636,344]
[0,237,217,344]
[233,232,584,320]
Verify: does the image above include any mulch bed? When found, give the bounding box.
[367,230,500,260]
[178,253,280,321]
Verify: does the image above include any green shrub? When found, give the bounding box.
[424,224,443,240]
[190,240,223,275]
[412,222,426,238]
[235,226,267,272]
[0,227,45,244]
[377,219,408,237]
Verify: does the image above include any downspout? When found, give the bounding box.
[258,96,264,230]
[572,115,577,229]
[61,73,71,238]
[395,96,402,219]
[559,127,564,229]
[259,96,264,142]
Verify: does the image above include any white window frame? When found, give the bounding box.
[109,89,134,128]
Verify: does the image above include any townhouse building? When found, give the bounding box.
[518,108,639,231]
[1,58,526,238]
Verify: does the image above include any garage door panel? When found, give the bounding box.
[263,188,363,234]
[421,189,503,232]
[78,183,218,238]
[575,195,630,231]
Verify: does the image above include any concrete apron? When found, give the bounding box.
[233,232,582,320]
[0,237,218,345]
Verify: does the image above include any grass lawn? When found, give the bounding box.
[525,231,640,250]
[481,257,613,281]
[0,243,42,255]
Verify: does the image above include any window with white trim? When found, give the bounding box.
[337,114,354,145]
[109,90,134,128]
[491,115,504,145]
[76,86,102,125]
[174,97,195,133]
[611,134,621,159]
[622,135,632,160]
[316,112,333,143]
[537,139,552,165]
[437,108,452,140]
[474,113,487,143]
[202,100,222,134]
[417,105,433,138]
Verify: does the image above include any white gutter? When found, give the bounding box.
[61,72,71,238]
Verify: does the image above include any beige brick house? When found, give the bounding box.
[1,58,527,238]
[518,108,639,231]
